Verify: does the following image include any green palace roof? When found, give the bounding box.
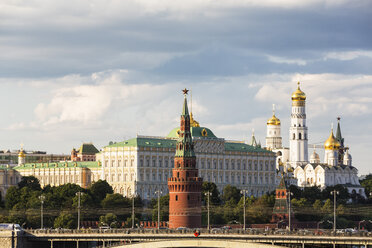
[105,136,272,154]
[14,161,100,170]
[78,143,99,154]
[167,126,217,139]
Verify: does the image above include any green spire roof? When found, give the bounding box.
[335,117,344,147]
[182,96,189,116]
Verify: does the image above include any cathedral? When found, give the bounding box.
[266,83,365,197]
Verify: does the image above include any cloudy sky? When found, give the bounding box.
[0,0,371,175]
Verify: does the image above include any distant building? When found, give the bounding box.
[0,149,68,166]
[71,143,99,162]
[14,161,101,189]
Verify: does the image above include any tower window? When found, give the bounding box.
[176,195,178,201]
[293,133,295,140]
[187,195,190,201]
[299,133,302,140]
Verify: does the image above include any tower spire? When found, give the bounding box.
[168,89,202,229]
[336,117,344,146]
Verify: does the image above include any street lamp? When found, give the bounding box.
[240,190,248,231]
[38,195,45,229]
[76,192,84,230]
[330,190,339,232]
[155,190,162,230]
[130,193,136,229]
[204,191,212,231]
[286,191,293,231]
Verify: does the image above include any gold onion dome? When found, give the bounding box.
[291,82,306,101]
[18,150,25,158]
[267,114,281,125]
[324,129,341,150]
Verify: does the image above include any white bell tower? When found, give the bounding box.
[289,82,308,168]
[266,104,282,149]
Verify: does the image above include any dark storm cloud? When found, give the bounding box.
[0,1,371,78]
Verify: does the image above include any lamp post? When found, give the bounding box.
[287,191,293,231]
[76,192,84,230]
[240,190,248,231]
[330,190,339,232]
[130,193,136,229]
[38,195,45,229]
[155,190,162,230]
[204,191,212,231]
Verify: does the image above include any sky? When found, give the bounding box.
[0,0,371,175]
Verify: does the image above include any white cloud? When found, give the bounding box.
[324,50,372,61]
[267,55,307,66]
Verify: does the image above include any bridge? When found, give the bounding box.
[14,229,372,248]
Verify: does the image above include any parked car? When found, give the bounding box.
[0,223,23,233]
[176,227,187,231]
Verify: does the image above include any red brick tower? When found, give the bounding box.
[271,176,289,223]
[168,89,203,229]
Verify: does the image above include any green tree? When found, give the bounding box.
[54,212,76,229]
[202,182,220,204]
[322,199,332,213]
[99,213,119,228]
[18,176,41,191]
[323,185,350,204]
[360,174,372,197]
[222,185,241,204]
[313,199,322,211]
[5,186,20,209]
[101,193,130,209]
[89,180,113,203]
[152,194,169,222]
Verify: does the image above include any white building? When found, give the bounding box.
[266,82,365,197]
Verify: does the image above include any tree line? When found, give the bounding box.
[0,175,371,229]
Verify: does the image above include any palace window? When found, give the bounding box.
[159,159,162,167]
[153,159,156,167]
[140,159,143,167]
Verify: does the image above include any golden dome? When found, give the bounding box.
[324,129,341,150]
[291,82,306,101]
[190,113,200,127]
[267,114,281,125]
[18,150,25,158]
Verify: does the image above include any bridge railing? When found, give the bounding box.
[24,228,372,237]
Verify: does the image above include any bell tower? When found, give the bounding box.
[168,88,203,229]
[289,82,308,168]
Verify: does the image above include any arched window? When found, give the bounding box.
[293,133,295,140]
[175,195,178,201]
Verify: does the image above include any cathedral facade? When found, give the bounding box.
[266,83,365,197]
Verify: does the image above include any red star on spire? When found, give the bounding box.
[182,88,189,95]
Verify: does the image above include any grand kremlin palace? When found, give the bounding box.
[98,117,277,200]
